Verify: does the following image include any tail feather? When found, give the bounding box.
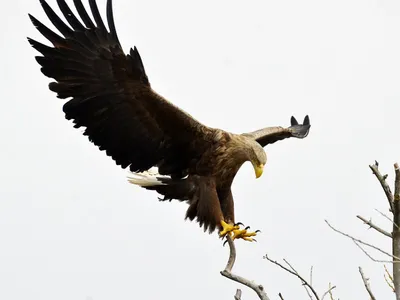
[127,168,167,187]
[127,168,195,201]
[127,170,220,233]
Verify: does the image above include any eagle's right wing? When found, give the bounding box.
[243,116,310,147]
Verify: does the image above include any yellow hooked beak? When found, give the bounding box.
[254,164,264,179]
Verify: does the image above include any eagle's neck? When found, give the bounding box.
[214,135,254,183]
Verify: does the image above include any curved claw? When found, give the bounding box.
[244,226,251,230]
[235,222,244,227]
[255,229,261,233]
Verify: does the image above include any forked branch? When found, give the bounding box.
[263,255,336,300]
[369,161,394,212]
[221,235,270,300]
[328,161,400,299]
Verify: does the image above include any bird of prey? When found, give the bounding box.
[28,0,311,241]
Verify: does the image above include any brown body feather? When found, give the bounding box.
[28,0,311,234]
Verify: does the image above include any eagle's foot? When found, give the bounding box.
[232,226,261,242]
[219,220,240,237]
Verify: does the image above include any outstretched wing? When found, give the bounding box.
[243,115,310,147]
[28,0,211,176]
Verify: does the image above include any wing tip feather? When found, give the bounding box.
[290,115,311,138]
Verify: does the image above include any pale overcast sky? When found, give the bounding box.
[1,0,400,299]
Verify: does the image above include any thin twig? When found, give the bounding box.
[370,162,394,212]
[325,220,400,260]
[375,209,399,229]
[264,254,320,300]
[321,285,336,300]
[328,283,335,300]
[283,259,314,300]
[353,240,394,263]
[384,265,395,292]
[359,267,377,300]
[221,235,271,300]
[357,215,391,238]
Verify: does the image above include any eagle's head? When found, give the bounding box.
[233,135,267,179]
[247,138,267,179]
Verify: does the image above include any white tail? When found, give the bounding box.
[127,167,168,187]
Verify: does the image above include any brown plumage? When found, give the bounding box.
[28,0,311,234]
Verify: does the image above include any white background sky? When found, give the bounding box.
[1,0,400,299]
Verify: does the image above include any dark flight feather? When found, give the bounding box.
[89,0,107,31]
[74,0,96,28]
[57,0,86,31]
[39,0,74,37]
[106,0,119,44]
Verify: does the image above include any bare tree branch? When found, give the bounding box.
[392,163,400,298]
[394,163,400,201]
[283,259,314,300]
[359,267,377,300]
[325,220,400,260]
[375,209,399,229]
[353,240,394,263]
[234,289,242,300]
[328,283,336,300]
[384,265,395,293]
[357,215,391,238]
[221,235,271,300]
[321,285,336,300]
[264,254,320,300]
[369,161,394,212]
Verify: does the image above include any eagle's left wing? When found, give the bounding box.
[243,115,310,147]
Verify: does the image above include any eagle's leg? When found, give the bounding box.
[219,220,240,237]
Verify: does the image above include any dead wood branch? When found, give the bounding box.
[352,240,394,263]
[221,235,271,300]
[375,209,399,229]
[234,289,242,300]
[263,254,320,300]
[384,265,395,293]
[369,161,394,212]
[325,220,400,261]
[359,267,377,300]
[357,215,391,238]
[321,285,336,300]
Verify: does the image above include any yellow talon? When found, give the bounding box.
[219,220,240,237]
[232,228,258,242]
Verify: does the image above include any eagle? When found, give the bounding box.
[28,0,310,241]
